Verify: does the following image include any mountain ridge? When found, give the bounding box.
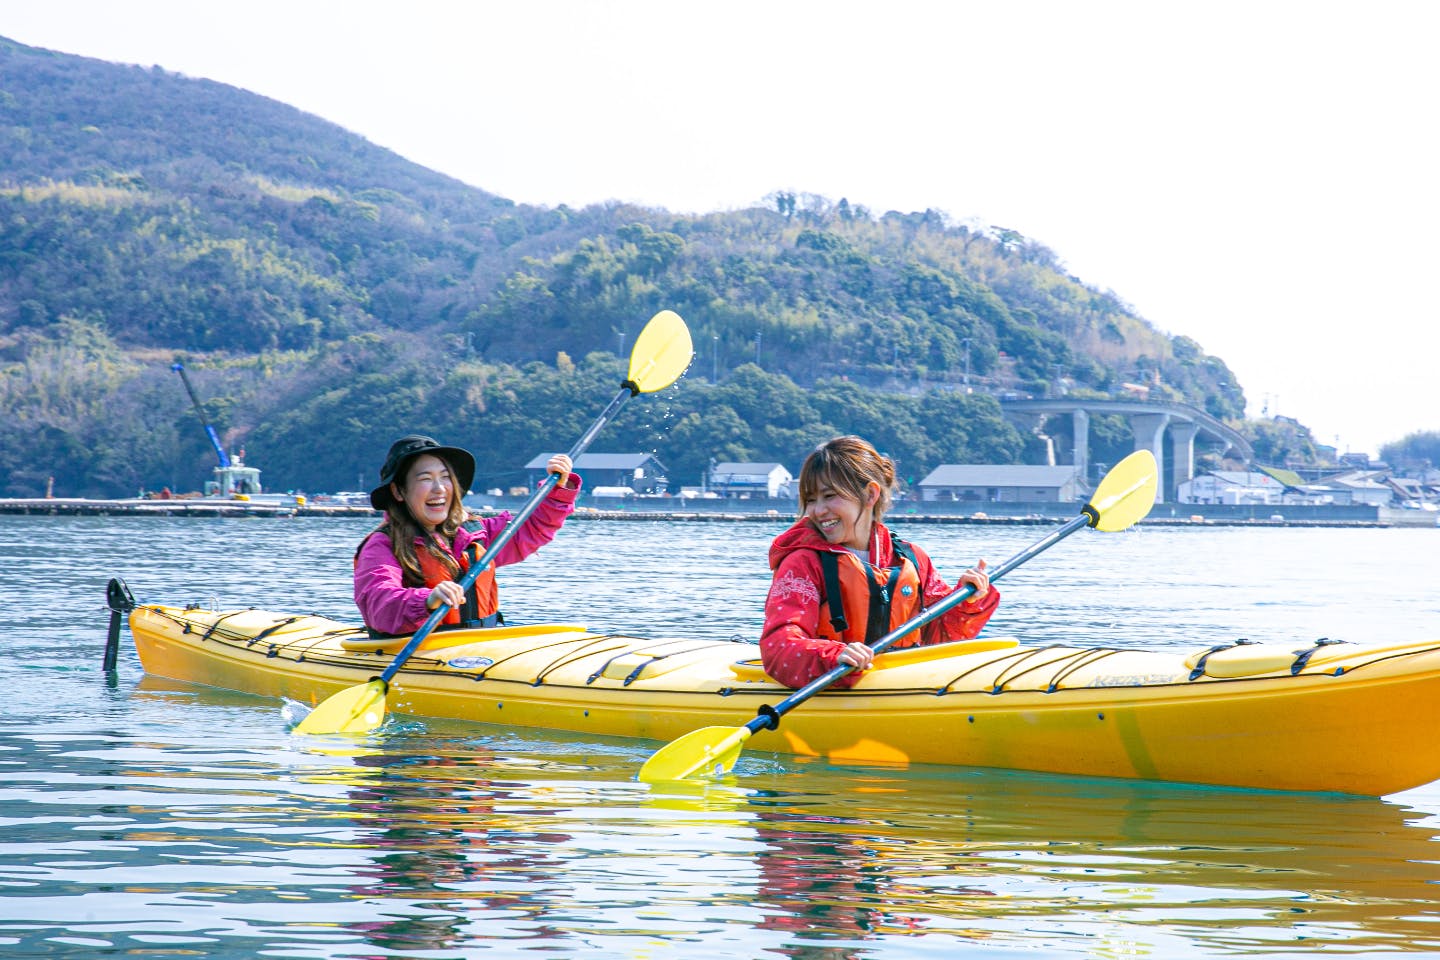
[1,36,1319,497]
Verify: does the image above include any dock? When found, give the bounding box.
[0,497,369,518]
[0,497,1405,527]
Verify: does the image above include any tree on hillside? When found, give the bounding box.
[1245,418,1321,467]
[0,36,1299,496]
[1381,431,1440,474]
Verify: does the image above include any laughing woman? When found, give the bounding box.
[760,435,1000,688]
[354,435,580,637]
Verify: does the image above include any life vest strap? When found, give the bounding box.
[890,536,920,584]
[818,550,849,634]
[864,563,902,645]
[818,538,916,646]
[459,542,482,626]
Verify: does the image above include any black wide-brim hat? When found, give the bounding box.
[370,435,476,511]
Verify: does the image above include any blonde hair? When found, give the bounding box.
[797,435,896,521]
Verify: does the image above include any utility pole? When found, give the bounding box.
[962,337,972,392]
[754,331,762,365]
[712,335,719,382]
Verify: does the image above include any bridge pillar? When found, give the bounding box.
[1129,413,1170,503]
[1072,409,1089,483]
[1170,421,1198,499]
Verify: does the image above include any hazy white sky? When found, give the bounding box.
[5,1,1437,455]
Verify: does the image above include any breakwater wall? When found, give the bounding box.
[0,495,1417,527]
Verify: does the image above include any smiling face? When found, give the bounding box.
[804,481,879,551]
[392,453,457,532]
[796,438,896,546]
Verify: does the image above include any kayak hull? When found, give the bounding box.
[129,605,1440,796]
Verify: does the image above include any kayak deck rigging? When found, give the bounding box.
[128,603,1440,795]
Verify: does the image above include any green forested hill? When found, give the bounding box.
[0,36,1302,499]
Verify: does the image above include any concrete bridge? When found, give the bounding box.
[1000,398,1253,502]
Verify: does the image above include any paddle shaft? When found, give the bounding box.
[376,380,641,686]
[746,509,1094,735]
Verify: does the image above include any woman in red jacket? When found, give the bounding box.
[760,435,999,688]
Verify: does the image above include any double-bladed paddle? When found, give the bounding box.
[637,448,1159,782]
[296,309,693,735]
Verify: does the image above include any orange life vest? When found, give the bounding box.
[815,542,927,649]
[417,540,499,627]
[357,530,499,633]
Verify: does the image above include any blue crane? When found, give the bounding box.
[171,362,230,468]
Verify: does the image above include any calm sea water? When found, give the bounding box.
[4,514,1440,958]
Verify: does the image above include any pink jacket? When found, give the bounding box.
[354,475,581,634]
[759,518,1000,689]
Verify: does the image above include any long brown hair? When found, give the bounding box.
[797,435,897,522]
[374,452,471,586]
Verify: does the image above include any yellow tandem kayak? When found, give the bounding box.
[129,604,1440,796]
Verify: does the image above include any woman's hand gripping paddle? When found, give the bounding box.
[296,310,693,735]
[637,448,1158,782]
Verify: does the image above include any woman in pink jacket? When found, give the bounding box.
[760,436,999,688]
[354,434,580,636]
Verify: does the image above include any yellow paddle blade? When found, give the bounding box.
[1086,449,1158,532]
[638,725,752,783]
[627,310,693,393]
[292,679,388,735]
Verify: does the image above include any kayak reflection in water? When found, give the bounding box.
[354,434,580,637]
[760,435,999,688]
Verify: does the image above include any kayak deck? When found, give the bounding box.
[130,604,1440,796]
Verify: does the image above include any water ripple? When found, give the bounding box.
[3,516,1440,957]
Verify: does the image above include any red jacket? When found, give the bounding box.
[759,518,1000,689]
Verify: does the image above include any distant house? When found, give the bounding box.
[709,462,794,499]
[1308,470,1393,507]
[917,465,1082,503]
[1376,474,1434,506]
[1178,471,1286,505]
[1255,465,1339,506]
[524,452,669,493]
[1256,465,1306,490]
[1385,476,1429,505]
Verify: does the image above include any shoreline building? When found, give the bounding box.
[917,465,1082,503]
[524,452,669,494]
[709,462,794,499]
